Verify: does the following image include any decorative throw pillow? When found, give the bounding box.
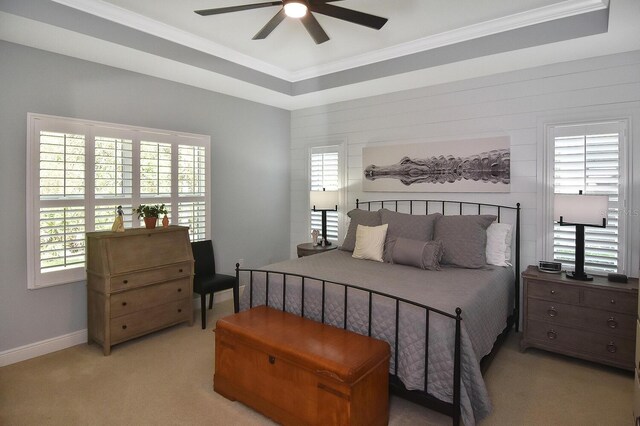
[391,238,443,270]
[340,209,382,252]
[352,224,388,262]
[433,215,496,268]
[380,209,441,262]
[485,222,513,267]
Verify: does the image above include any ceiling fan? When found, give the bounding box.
[194,0,388,44]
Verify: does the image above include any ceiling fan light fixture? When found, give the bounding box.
[283,1,307,18]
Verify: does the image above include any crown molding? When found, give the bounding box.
[288,0,610,81]
[51,0,292,80]
[52,0,608,83]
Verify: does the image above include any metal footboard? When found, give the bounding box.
[233,267,464,425]
[230,198,521,425]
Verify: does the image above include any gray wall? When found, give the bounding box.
[0,41,291,352]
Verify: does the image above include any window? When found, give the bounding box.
[27,114,211,289]
[546,121,628,274]
[310,146,340,243]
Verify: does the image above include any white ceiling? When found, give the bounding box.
[100,0,564,74]
[1,0,639,109]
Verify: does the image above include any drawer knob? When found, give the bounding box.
[607,317,617,329]
[122,325,127,330]
[610,299,616,304]
[178,309,182,313]
[547,307,557,317]
[606,342,617,353]
[122,302,127,306]
[177,288,182,292]
[550,290,556,295]
[123,280,128,284]
[269,355,275,364]
[547,330,557,340]
[179,269,183,273]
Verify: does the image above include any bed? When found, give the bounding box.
[232,199,521,426]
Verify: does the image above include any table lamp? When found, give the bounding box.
[310,188,338,246]
[555,191,608,281]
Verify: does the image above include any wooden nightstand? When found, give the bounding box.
[521,265,638,370]
[297,243,337,258]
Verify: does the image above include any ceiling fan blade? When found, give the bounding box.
[300,13,330,44]
[253,9,287,39]
[310,3,387,30]
[195,2,282,16]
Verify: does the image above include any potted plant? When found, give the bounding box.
[134,204,168,229]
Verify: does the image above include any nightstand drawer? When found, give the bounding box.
[636,320,640,371]
[110,299,191,344]
[528,299,635,338]
[527,280,579,304]
[110,278,190,318]
[634,366,640,425]
[583,288,636,314]
[111,262,191,292]
[527,319,634,367]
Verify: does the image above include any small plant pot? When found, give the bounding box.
[144,217,158,229]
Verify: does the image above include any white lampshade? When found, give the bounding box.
[554,193,608,226]
[310,190,338,210]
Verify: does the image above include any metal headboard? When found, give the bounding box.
[356,198,521,331]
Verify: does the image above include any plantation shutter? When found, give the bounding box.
[552,122,625,274]
[178,143,207,241]
[310,147,340,243]
[35,125,87,286]
[28,114,211,289]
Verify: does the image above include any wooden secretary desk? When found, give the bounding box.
[86,226,194,355]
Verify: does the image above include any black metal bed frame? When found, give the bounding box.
[232,199,521,426]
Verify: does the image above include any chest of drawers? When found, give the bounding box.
[87,226,194,355]
[521,266,638,370]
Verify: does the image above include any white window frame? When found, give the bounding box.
[308,142,345,244]
[26,113,211,289]
[541,118,631,275]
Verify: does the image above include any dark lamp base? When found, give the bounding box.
[321,239,332,246]
[565,271,594,281]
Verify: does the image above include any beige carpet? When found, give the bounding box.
[0,300,633,426]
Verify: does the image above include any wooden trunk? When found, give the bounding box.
[214,306,390,426]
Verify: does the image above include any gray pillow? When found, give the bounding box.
[391,238,443,270]
[340,209,382,252]
[380,209,441,262]
[433,215,496,268]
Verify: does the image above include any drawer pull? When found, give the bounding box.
[610,299,616,304]
[268,355,275,365]
[178,309,182,313]
[123,280,128,284]
[547,330,557,340]
[177,288,182,293]
[607,317,617,329]
[606,342,617,353]
[122,302,127,306]
[547,307,557,317]
[122,325,127,330]
[550,290,556,295]
[179,269,183,273]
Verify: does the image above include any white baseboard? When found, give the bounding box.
[0,329,88,367]
[1,288,244,367]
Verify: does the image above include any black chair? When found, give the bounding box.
[191,240,237,329]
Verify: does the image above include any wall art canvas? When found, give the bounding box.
[362,136,510,192]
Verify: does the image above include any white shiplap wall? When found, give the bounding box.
[290,51,640,277]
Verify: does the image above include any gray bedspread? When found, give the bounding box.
[238,250,514,425]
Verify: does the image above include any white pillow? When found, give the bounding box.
[352,224,388,262]
[486,222,513,267]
